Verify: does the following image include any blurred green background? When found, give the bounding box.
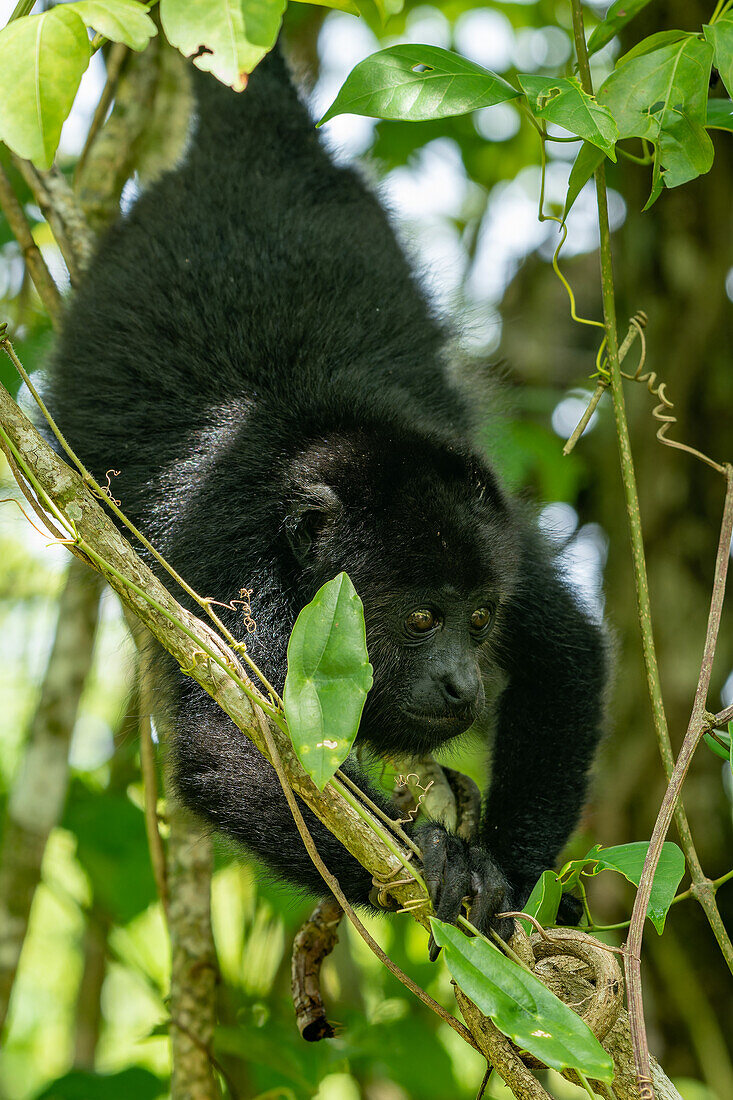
[0,1,732,1098]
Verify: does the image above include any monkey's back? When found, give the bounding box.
[51,53,468,479]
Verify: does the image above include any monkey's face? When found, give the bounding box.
[284,436,520,756]
[355,582,502,756]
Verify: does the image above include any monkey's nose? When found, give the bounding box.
[439,672,479,712]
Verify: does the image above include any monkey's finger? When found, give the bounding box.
[468,852,515,942]
[434,864,470,929]
[419,826,450,909]
[471,892,515,943]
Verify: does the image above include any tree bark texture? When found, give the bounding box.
[0,557,102,1034]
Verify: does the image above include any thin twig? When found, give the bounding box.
[568,5,733,1094]
[711,703,733,728]
[0,163,63,325]
[76,42,129,179]
[563,312,646,456]
[0,430,69,544]
[138,648,169,914]
[625,464,733,1041]
[12,159,94,283]
[252,708,480,1052]
[8,0,35,22]
[335,767,420,856]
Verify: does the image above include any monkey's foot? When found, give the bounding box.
[416,823,515,961]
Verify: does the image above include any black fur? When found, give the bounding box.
[46,50,607,936]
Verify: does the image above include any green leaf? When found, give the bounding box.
[284,572,373,789]
[617,30,692,67]
[704,15,733,101]
[563,141,606,219]
[290,0,358,12]
[160,0,286,91]
[0,8,90,169]
[350,0,404,33]
[70,0,157,51]
[706,98,733,130]
[430,919,613,1081]
[708,722,733,778]
[599,36,714,201]
[318,45,521,126]
[558,844,603,892]
[34,1068,165,1100]
[703,727,732,760]
[373,0,404,18]
[518,75,618,159]
[587,1,655,57]
[589,842,686,934]
[62,781,158,924]
[518,869,562,934]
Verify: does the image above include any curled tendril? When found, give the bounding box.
[180,650,213,676]
[394,772,435,825]
[97,468,121,506]
[370,856,425,914]
[619,316,726,475]
[535,127,605,332]
[205,587,257,634]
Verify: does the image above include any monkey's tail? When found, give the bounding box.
[188,46,316,163]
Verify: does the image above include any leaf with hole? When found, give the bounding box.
[518,75,618,159]
[430,919,613,1081]
[704,15,733,101]
[318,45,520,126]
[587,1,655,57]
[558,844,602,892]
[588,842,686,934]
[598,36,714,205]
[0,7,90,169]
[70,0,157,51]
[284,573,373,789]
[160,0,286,90]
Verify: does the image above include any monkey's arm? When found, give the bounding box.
[481,534,607,899]
[171,686,390,903]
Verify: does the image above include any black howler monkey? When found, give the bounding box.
[46,47,607,942]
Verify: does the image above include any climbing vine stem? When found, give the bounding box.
[569,1,733,1095]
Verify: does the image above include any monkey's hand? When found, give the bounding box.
[416,823,515,961]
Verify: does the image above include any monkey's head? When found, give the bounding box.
[284,431,520,755]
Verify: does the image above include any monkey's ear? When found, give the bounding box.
[285,483,340,564]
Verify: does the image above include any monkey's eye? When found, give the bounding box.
[405,609,437,636]
[470,607,492,633]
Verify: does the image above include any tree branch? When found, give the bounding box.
[12,158,95,284]
[0,162,63,326]
[0,557,102,1034]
